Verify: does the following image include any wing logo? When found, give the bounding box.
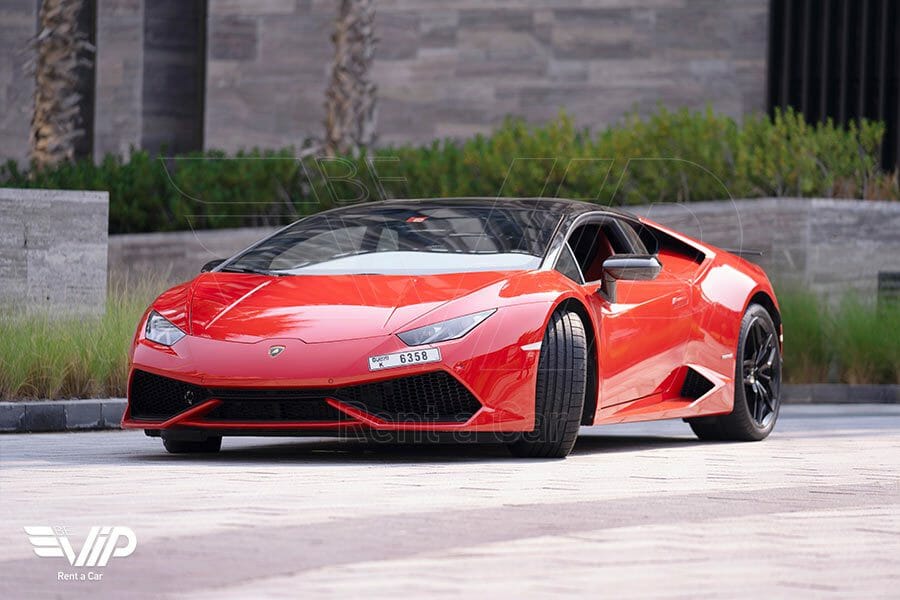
[24,526,137,567]
[268,345,285,358]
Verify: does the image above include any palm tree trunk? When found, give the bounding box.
[324,0,378,157]
[27,0,93,170]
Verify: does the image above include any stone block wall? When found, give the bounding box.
[633,198,900,302]
[0,188,109,314]
[93,0,145,160]
[0,1,37,165]
[205,0,769,150]
[0,0,769,160]
[142,0,206,155]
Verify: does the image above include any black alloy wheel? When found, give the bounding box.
[687,303,782,441]
[742,313,781,428]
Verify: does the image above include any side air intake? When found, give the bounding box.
[680,367,715,400]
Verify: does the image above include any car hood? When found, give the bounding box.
[173,271,514,343]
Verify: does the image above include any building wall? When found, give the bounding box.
[93,0,145,160]
[205,0,769,152]
[142,0,206,155]
[0,0,770,161]
[204,0,334,151]
[0,1,36,165]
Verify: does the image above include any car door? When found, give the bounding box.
[574,218,693,407]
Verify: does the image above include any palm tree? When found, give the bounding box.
[26,0,93,170]
[324,0,378,156]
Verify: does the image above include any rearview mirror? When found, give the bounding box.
[201,258,225,273]
[599,254,661,302]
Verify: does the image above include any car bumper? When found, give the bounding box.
[122,303,549,434]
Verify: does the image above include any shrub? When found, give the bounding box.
[831,296,900,384]
[0,276,163,400]
[1,107,897,234]
[779,289,832,383]
[778,288,900,385]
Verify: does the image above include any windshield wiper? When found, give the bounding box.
[218,266,283,276]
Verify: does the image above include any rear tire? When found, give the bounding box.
[688,303,781,441]
[507,309,587,458]
[162,436,222,454]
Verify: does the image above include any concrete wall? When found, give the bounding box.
[107,198,900,304]
[0,188,109,314]
[0,1,36,165]
[205,0,769,150]
[108,226,272,284]
[633,198,900,302]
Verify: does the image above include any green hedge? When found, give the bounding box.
[2,107,896,234]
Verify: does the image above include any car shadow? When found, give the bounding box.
[123,431,706,465]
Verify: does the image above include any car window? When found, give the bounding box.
[566,220,634,282]
[554,242,584,284]
[613,219,651,255]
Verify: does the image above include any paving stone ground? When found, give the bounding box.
[1,405,898,599]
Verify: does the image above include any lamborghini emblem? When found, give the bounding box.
[268,345,285,358]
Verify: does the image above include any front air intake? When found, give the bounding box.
[335,371,481,423]
[128,369,482,424]
[129,370,206,420]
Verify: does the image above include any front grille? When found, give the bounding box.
[129,370,206,420]
[336,371,481,423]
[129,370,481,424]
[205,395,345,422]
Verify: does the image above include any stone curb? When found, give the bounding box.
[0,385,897,433]
[0,399,126,433]
[780,384,899,404]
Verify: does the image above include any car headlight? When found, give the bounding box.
[397,309,496,346]
[144,311,186,346]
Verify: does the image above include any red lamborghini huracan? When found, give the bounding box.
[123,198,782,458]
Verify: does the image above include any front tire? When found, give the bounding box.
[507,309,587,458]
[688,303,782,441]
[162,435,222,454]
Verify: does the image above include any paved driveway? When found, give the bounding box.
[1,405,899,599]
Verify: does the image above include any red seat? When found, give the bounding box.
[583,235,615,282]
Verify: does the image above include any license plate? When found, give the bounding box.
[368,348,441,371]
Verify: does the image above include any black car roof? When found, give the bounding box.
[327,197,636,219]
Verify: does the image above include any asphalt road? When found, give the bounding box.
[1,405,899,599]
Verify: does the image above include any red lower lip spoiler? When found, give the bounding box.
[325,398,479,430]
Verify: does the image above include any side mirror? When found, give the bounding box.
[599,254,661,302]
[201,258,226,273]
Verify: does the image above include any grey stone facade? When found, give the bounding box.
[0,0,769,161]
[632,198,900,302]
[0,1,37,165]
[1,0,143,163]
[0,188,109,314]
[142,0,206,155]
[93,0,145,160]
[206,0,769,151]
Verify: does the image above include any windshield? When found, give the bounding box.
[223,204,562,275]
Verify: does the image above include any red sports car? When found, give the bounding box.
[123,198,782,458]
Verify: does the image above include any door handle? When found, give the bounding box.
[671,295,689,308]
